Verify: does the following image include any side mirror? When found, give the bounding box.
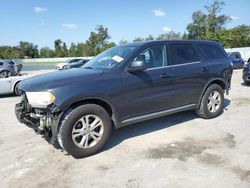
[127,60,146,72]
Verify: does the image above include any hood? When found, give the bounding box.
[19,68,103,91]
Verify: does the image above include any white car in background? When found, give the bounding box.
[0,75,30,95]
[56,59,84,70]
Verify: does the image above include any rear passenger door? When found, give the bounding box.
[168,43,210,107]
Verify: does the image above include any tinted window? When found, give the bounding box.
[199,44,226,60]
[169,44,200,65]
[229,52,241,59]
[0,62,3,66]
[135,45,165,69]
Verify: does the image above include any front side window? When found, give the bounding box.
[134,45,165,69]
[169,44,200,65]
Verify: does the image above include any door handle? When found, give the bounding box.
[201,67,209,72]
[160,73,172,79]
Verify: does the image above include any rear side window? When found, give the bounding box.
[0,62,3,66]
[199,44,226,60]
[169,44,200,65]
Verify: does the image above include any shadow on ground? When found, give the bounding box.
[0,93,17,98]
[104,98,231,151]
[241,82,250,87]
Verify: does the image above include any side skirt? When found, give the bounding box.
[119,104,196,128]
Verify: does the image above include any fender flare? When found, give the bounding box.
[197,78,227,108]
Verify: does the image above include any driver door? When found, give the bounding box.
[121,44,175,120]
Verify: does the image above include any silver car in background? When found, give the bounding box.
[0,75,30,95]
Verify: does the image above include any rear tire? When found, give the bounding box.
[58,104,112,158]
[195,84,224,119]
[0,70,10,78]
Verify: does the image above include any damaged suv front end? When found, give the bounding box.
[15,68,104,145]
[15,91,62,143]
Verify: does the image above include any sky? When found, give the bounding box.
[0,0,249,48]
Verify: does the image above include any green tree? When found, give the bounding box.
[62,42,68,56]
[54,39,68,57]
[0,46,21,59]
[119,39,128,45]
[69,43,76,57]
[133,37,144,42]
[145,35,154,41]
[205,1,231,33]
[156,31,182,40]
[203,25,250,48]
[186,11,207,39]
[39,47,55,58]
[19,41,39,58]
[186,0,231,39]
[86,25,111,55]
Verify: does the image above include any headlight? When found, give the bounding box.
[26,92,56,108]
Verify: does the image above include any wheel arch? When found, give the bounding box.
[57,97,118,130]
[198,78,226,107]
[12,80,20,93]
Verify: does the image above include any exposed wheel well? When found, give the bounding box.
[208,79,226,90]
[68,98,115,122]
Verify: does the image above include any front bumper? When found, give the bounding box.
[15,94,62,144]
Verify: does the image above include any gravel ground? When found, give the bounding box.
[0,70,249,188]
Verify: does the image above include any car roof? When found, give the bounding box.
[122,40,222,47]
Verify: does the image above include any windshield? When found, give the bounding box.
[82,46,137,69]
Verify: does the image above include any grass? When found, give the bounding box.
[18,61,62,66]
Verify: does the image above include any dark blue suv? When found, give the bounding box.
[15,40,232,158]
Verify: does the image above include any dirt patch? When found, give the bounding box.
[8,150,73,188]
[222,134,236,148]
[126,178,140,188]
[197,153,225,166]
[230,166,250,182]
[233,98,250,106]
[96,165,109,171]
[146,133,235,161]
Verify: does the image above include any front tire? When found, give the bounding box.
[58,104,112,158]
[196,84,224,119]
[244,80,250,85]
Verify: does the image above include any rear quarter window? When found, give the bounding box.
[199,44,226,60]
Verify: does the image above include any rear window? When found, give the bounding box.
[229,52,241,59]
[169,44,200,65]
[199,44,226,60]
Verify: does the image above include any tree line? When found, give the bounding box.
[0,0,250,59]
